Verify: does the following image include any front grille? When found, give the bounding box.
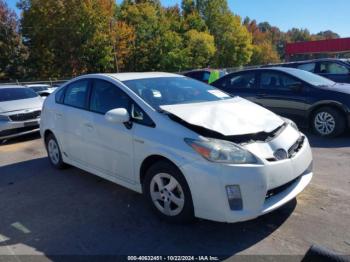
[288,136,305,158]
[266,136,305,162]
[266,176,300,200]
[9,110,41,121]
[0,125,39,137]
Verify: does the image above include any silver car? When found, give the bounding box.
[26,84,55,97]
[0,85,43,141]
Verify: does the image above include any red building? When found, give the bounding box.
[286,38,350,60]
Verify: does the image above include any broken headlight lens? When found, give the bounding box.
[185,138,257,164]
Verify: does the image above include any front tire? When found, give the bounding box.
[45,133,67,169]
[312,107,346,137]
[143,161,194,223]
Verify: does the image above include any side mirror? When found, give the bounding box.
[105,108,130,124]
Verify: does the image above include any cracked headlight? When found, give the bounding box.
[185,138,257,164]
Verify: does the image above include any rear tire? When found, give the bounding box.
[45,133,67,169]
[143,161,194,223]
[312,107,346,137]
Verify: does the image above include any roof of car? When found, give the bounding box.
[266,58,349,66]
[0,85,24,89]
[26,84,51,87]
[106,72,183,81]
[231,66,301,74]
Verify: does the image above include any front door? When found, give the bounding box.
[256,71,309,123]
[84,79,135,182]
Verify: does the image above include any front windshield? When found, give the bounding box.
[0,88,38,102]
[123,77,231,110]
[287,69,335,86]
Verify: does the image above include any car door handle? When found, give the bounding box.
[56,113,63,119]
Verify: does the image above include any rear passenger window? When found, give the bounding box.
[90,79,130,114]
[63,80,89,109]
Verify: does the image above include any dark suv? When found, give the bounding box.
[264,59,350,83]
[211,67,350,137]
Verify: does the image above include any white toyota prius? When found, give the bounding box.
[40,72,313,223]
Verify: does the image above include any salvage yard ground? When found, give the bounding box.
[0,132,349,259]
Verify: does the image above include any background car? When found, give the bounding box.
[40,72,312,223]
[211,67,350,137]
[183,69,227,84]
[26,84,55,97]
[263,58,350,83]
[0,85,43,142]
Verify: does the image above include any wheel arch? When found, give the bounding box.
[307,101,348,123]
[43,129,55,143]
[139,155,184,186]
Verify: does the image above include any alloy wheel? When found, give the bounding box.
[314,111,336,136]
[150,173,185,216]
[48,139,60,165]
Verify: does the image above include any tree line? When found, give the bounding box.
[0,0,341,81]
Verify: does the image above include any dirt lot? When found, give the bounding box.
[0,132,350,260]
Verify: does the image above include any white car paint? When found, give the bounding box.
[161,97,285,136]
[40,73,313,223]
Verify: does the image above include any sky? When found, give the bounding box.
[5,0,350,37]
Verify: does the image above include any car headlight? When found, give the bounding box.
[185,138,257,164]
[0,115,9,121]
[281,117,298,131]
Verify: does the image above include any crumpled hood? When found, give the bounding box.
[160,97,284,136]
[0,97,43,114]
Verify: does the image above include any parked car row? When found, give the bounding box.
[211,67,350,137]
[183,59,350,137]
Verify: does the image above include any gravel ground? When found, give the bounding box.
[0,132,349,260]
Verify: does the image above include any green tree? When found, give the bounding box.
[184,29,216,68]
[119,1,163,71]
[18,0,117,79]
[0,0,27,81]
[194,0,253,67]
[249,41,280,65]
[159,31,189,71]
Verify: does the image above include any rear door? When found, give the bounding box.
[316,61,350,83]
[211,72,258,102]
[60,79,91,164]
[256,70,309,122]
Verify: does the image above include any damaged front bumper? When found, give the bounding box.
[180,125,313,223]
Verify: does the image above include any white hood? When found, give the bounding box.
[160,97,284,136]
[0,97,43,114]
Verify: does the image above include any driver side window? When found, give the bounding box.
[90,80,130,114]
[90,79,154,127]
